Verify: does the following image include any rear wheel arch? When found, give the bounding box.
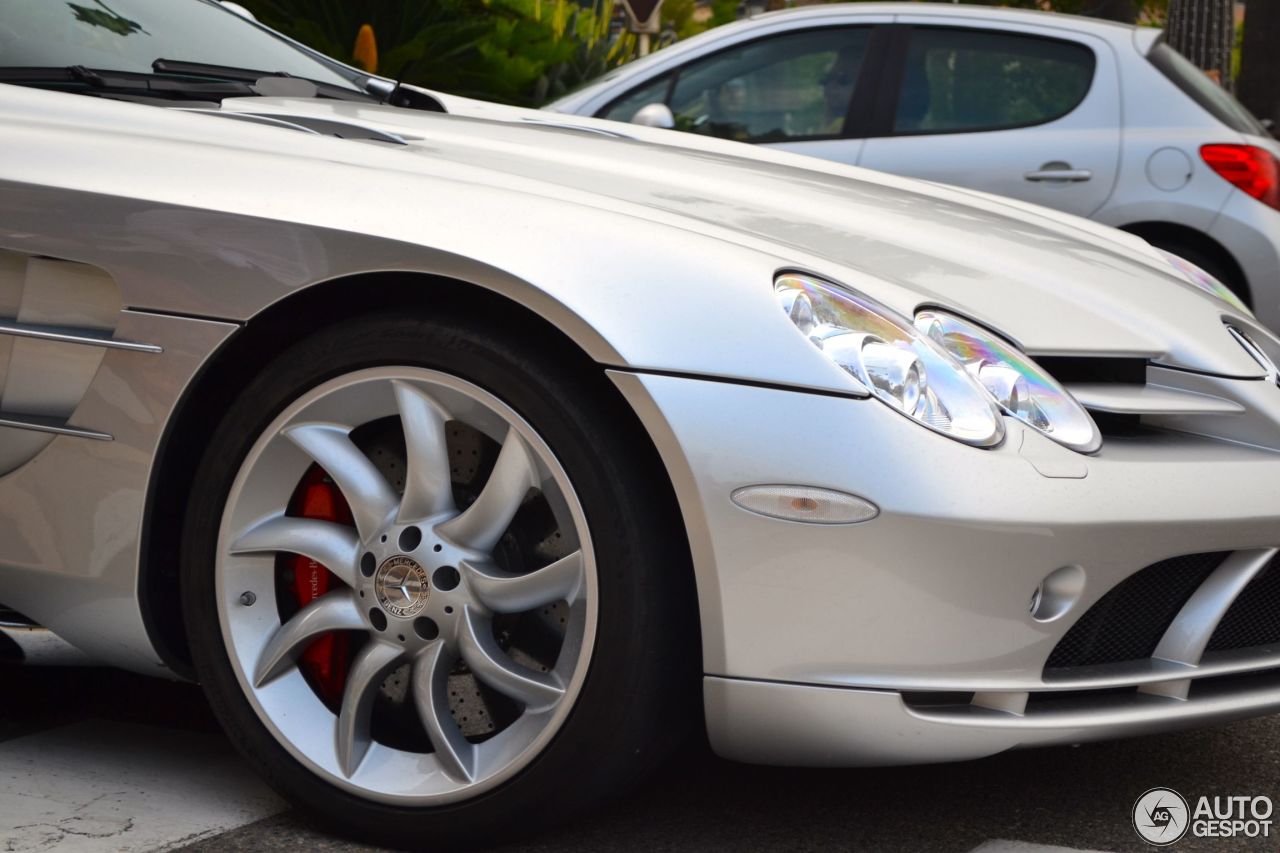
[1120,221,1251,306]
[140,271,696,678]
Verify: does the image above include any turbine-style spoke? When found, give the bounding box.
[393,381,455,522]
[438,427,538,553]
[336,640,403,778]
[457,606,564,711]
[232,515,361,588]
[254,591,364,687]
[411,642,477,783]
[462,550,584,613]
[284,423,398,542]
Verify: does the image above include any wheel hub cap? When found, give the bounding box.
[373,555,430,618]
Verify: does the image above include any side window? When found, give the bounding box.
[599,74,673,123]
[661,28,871,143]
[893,28,1095,135]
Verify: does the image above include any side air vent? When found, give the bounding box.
[0,249,156,473]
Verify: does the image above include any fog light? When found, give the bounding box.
[1030,565,1086,622]
[730,485,878,524]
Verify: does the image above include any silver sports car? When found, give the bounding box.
[3,0,1280,846]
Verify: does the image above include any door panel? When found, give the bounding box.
[859,23,1121,218]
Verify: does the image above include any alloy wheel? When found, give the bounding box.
[214,366,597,804]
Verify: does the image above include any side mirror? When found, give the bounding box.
[631,103,675,130]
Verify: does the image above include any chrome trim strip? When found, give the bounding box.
[1041,646,1280,690]
[1141,548,1277,699]
[1065,382,1244,414]
[907,678,1280,730]
[0,319,163,353]
[804,644,1280,693]
[0,412,112,440]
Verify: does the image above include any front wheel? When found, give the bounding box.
[181,314,693,847]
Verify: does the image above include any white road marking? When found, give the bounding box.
[0,720,285,852]
[971,842,1114,853]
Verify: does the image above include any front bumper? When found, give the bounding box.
[611,370,1280,765]
[704,674,1280,766]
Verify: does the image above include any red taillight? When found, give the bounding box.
[286,466,353,705]
[1201,144,1280,211]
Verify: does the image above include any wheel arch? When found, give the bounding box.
[1120,221,1251,306]
[140,271,697,677]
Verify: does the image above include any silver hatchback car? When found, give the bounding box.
[552,3,1280,328]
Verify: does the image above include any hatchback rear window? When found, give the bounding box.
[893,27,1095,135]
[1147,39,1268,136]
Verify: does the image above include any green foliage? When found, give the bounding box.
[473,0,637,104]
[237,0,635,106]
[240,0,494,94]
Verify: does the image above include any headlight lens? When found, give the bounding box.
[1159,249,1252,317]
[915,311,1101,453]
[776,274,1003,447]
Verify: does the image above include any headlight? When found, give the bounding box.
[776,274,1003,447]
[915,311,1101,453]
[1159,249,1252,317]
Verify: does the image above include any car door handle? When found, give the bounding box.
[1024,165,1093,183]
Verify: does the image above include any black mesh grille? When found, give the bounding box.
[1045,552,1229,669]
[1207,557,1280,652]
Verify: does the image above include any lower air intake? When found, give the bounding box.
[1207,556,1280,652]
[1046,552,1229,669]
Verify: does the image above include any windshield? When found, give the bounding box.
[1148,39,1268,137]
[0,0,361,89]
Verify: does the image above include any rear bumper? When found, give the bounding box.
[706,675,1280,766]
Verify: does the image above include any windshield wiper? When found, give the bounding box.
[0,62,376,104]
[151,59,374,102]
[0,65,254,98]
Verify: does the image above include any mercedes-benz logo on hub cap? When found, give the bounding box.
[1133,787,1190,845]
[374,555,430,618]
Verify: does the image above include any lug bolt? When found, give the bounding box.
[239,591,257,607]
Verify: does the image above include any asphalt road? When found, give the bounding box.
[3,666,1279,853]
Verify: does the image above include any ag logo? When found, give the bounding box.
[1133,787,1190,845]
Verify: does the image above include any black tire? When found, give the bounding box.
[180,312,697,849]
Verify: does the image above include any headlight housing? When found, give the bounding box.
[776,274,1004,447]
[1159,249,1252,317]
[915,311,1101,453]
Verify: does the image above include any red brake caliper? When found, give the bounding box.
[286,466,354,704]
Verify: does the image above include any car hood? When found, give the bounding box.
[216,95,1263,377]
